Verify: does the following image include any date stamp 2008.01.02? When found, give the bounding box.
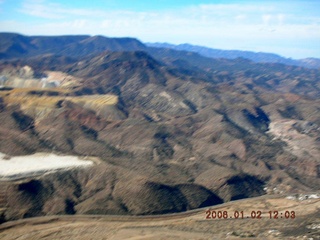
[205,210,296,220]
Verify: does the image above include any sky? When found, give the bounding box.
[0,0,319,59]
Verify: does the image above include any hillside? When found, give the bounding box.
[0,33,319,224]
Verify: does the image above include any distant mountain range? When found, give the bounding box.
[146,42,320,69]
[1,32,320,69]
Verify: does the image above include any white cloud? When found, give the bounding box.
[19,0,105,19]
[277,14,285,25]
[235,14,247,22]
[19,0,63,19]
[262,14,273,26]
[0,0,4,13]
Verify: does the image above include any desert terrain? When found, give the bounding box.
[0,33,319,239]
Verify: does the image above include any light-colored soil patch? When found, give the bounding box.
[268,119,320,160]
[0,152,94,180]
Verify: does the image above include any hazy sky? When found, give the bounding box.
[0,0,319,59]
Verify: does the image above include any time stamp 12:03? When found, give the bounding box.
[205,210,296,219]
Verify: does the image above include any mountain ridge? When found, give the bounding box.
[146,42,320,69]
[1,33,320,69]
[0,33,147,59]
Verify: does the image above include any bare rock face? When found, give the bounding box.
[57,101,108,131]
[35,102,109,153]
[134,85,196,117]
[267,118,320,179]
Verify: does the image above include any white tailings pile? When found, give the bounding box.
[0,152,94,180]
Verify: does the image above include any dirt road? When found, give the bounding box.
[0,194,319,239]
